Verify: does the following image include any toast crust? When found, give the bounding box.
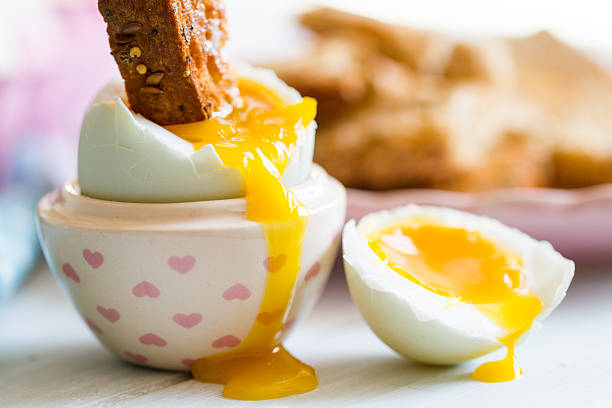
[98,0,237,125]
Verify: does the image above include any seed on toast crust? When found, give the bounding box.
[98,0,238,125]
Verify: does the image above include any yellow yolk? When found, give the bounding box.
[367,220,543,383]
[166,79,317,400]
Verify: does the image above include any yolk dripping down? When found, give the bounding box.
[367,220,543,383]
[166,79,317,400]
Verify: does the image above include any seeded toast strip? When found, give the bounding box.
[98,0,237,125]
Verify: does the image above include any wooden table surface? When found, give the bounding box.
[1,261,611,407]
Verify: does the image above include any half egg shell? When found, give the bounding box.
[343,204,574,365]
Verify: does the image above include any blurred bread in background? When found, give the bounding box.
[274,8,612,191]
[510,31,612,188]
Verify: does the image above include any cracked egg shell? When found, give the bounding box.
[343,204,574,365]
[78,65,315,203]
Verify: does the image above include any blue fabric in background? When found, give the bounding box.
[0,140,56,303]
[0,187,42,303]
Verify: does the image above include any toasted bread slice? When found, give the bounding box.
[510,32,612,187]
[273,36,372,125]
[98,0,237,125]
[300,8,452,74]
[282,10,612,190]
[314,83,550,191]
[313,103,453,190]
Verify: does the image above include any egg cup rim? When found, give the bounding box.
[37,165,341,234]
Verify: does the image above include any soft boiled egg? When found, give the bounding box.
[78,65,315,203]
[78,64,322,400]
[343,205,574,382]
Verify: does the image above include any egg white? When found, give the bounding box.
[343,205,574,365]
[78,65,315,203]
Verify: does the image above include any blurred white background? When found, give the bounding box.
[225,0,612,64]
[2,0,611,74]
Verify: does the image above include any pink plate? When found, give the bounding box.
[347,184,612,263]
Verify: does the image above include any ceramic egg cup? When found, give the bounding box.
[37,165,346,371]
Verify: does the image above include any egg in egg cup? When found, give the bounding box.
[38,0,347,401]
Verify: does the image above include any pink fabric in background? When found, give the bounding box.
[0,2,116,182]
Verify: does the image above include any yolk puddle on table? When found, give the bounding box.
[166,78,317,400]
[367,219,543,383]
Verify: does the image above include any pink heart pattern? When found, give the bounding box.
[257,310,284,325]
[264,254,286,273]
[223,284,251,301]
[132,281,160,298]
[182,358,196,367]
[48,189,61,205]
[139,333,167,347]
[62,263,80,283]
[173,313,203,329]
[124,352,148,364]
[168,255,196,274]
[283,317,296,332]
[85,318,103,335]
[60,246,329,362]
[212,335,241,348]
[83,249,104,269]
[96,305,120,323]
[305,262,321,282]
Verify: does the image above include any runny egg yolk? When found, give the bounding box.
[367,219,543,382]
[166,79,317,400]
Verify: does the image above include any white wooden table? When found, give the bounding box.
[1,260,611,407]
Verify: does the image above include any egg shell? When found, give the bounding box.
[343,204,574,365]
[78,65,315,203]
[37,165,346,370]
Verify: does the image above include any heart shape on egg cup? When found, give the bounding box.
[37,165,346,371]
